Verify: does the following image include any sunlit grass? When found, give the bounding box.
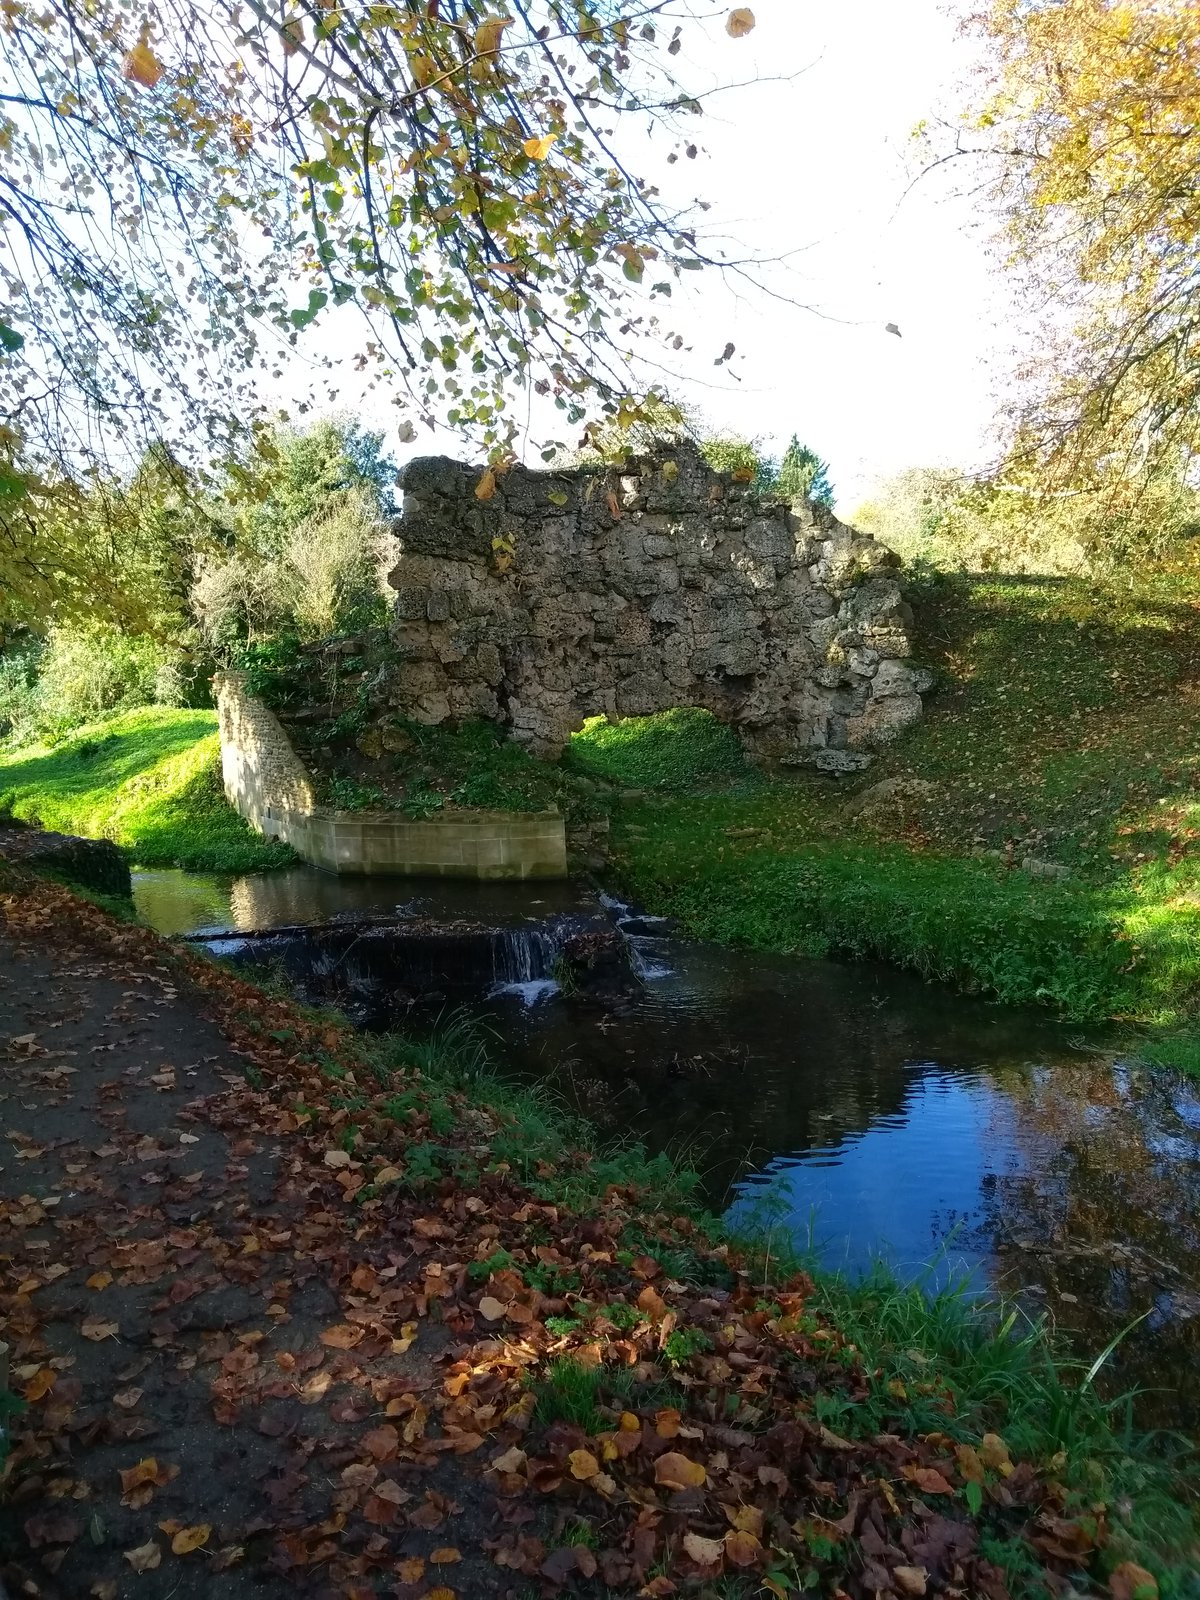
[0,707,294,872]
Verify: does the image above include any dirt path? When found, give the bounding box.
[0,888,493,1600]
[0,875,1172,1600]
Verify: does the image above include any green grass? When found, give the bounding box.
[567,705,749,790]
[0,707,295,872]
[584,560,1200,1029]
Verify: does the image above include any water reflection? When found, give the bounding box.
[134,867,1200,1424]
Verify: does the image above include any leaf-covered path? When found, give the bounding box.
[0,879,1172,1599]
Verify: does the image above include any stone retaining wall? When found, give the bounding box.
[386,443,930,770]
[214,673,566,879]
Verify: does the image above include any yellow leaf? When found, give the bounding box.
[523,133,558,160]
[397,1558,425,1582]
[654,1451,707,1490]
[569,1449,599,1480]
[726,8,756,37]
[619,1411,641,1432]
[475,468,497,502]
[122,43,164,88]
[86,1271,113,1291]
[979,1432,1013,1475]
[119,1458,161,1493]
[430,1547,461,1564]
[724,1528,764,1566]
[171,1525,211,1555]
[474,16,513,56]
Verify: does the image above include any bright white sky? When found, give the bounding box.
[282,0,1012,512]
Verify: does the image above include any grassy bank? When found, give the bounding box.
[194,948,1200,1592]
[575,564,1200,1032]
[0,707,294,872]
[5,864,1188,1596]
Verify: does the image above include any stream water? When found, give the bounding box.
[134,866,1200,1425]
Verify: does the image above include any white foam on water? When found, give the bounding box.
[489,977,561,1006]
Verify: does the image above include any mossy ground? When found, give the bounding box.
[0,707,295,872]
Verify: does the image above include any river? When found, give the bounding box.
[133,865,1200,1426]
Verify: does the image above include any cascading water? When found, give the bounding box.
[489,924,566,1005]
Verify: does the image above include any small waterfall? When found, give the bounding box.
[489,925,565,1006]
[597,893,675,981]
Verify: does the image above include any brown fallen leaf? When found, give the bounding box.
[1110,1563,1160,1600]
[725,1528,763,1567]
[477,1294,507,1321]
[726,7,755,38]
[654,1451,707,1490]
[81,1318,119,1342]
[907,1466,955,1496]
[22,1367,55,1401]
[119,1458,160,1493]
[123,1540,161,1571]
[319,1323,364,1349]
[113,1387,143,1409]
[323,1148,352,1168]
[430,1547,461,1564]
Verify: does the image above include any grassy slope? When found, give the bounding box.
[571,563,1200,1029]
[0,707,294,872]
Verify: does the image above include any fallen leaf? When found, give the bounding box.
[123,1540,161,1571]
[320,1323,364,1349]
[1110,1563,1159,1600]
[171,1525,211,1555]
[81,1318,119,1342]
[724,1528,763,1567]
[980,1432,1013,1476]
[477,1295,506,1321]
[894,1567,928,1597]
[683,1531,724,1566]
[491,1446,526,1474]
[86,1271,113,1291]
[475,468,497,501]
[23,1367,55,1401]
[726,7,755,37]
[323,1148,352,1168]
[430,1547,461,1564]
[654,1451,706,1490]
[397,1557,425,1582]
[654,1406,681,1437]
[908,1466,954,1496]
[113,1387,143,1410]
[119,1459,160,1493]
[569,1449,599,1480]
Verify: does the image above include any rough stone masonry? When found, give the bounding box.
[386,444,930,769]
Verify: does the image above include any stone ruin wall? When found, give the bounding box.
[385,444,929,770]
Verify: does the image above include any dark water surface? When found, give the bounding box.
[134,867,1200,1423]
